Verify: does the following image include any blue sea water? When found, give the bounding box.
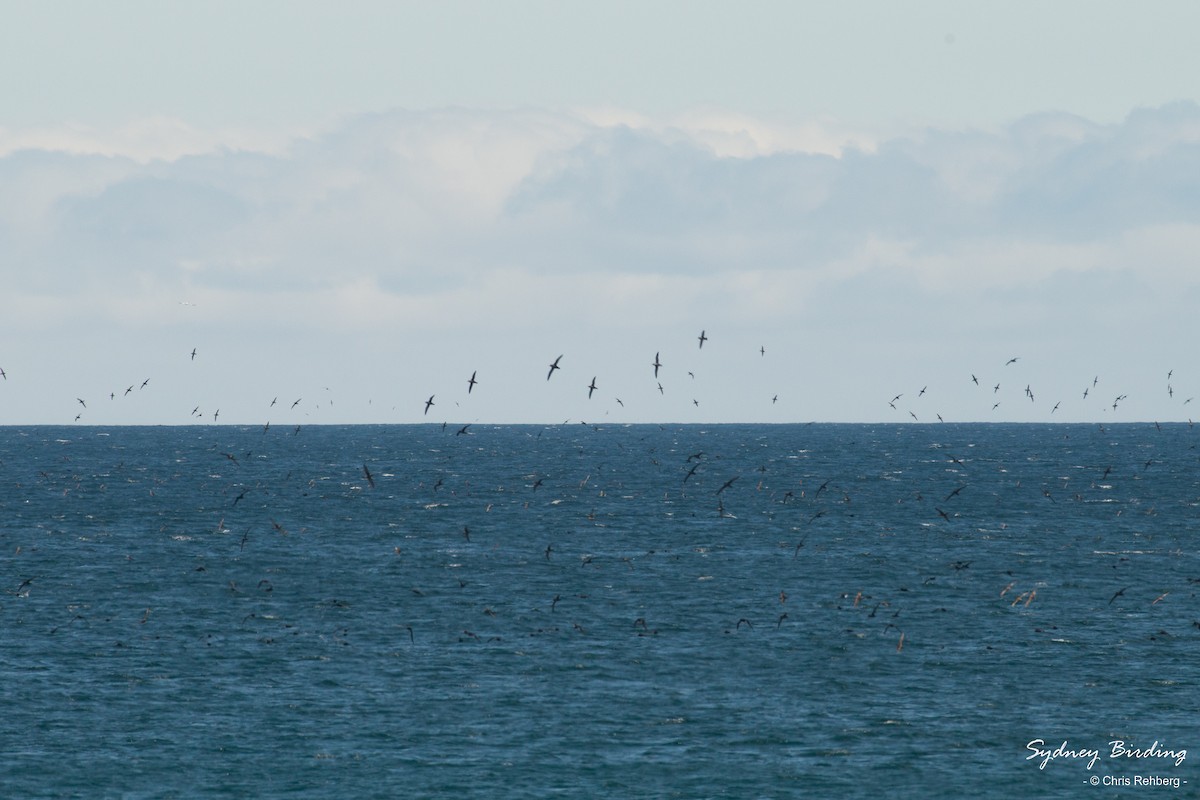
[1,423,1198,798]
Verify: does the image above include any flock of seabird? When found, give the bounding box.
[1,323,1192,428]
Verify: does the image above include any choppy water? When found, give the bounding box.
[2,423,1198,798]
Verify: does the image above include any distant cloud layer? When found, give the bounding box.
[3,102,1199,422]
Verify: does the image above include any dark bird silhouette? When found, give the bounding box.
[683,463,701,484]
[1109,587,1129,605]
[698,330,707,349]
[424,395,435,415]
[657,381,664,395]
[547,355,563,380]
[291,398,301,409]
[190,348,196,360]
[652,352,662,378]
[363,464,375,488]
[468,370,478,393]
[588,377,598,399]
[140,378,149,389]
[0,367,5,379]
[944,485,966,501]
[1006,357,1019,366]
[971,374,979,385]
[935,507,951,522]
[77,398,86,408]
[455,424,471,436]
[271,397,277,407]
[715,476,739,495]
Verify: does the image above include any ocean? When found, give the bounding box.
[2,423,1197,798]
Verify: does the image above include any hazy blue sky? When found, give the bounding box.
[2,1,1199,424]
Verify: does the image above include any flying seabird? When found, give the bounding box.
[652,352,662,378]
[190,348,196,361]
[1006,357,1019,366]
[715,476,739,495]
[698,330,707,349]
[467,371,478,393]
[547,355,562,380]
[588,377,598,399]
[424,395,435,415]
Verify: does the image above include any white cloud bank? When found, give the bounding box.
[1,103,1198,424]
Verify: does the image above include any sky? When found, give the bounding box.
[1,1,1199,425]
